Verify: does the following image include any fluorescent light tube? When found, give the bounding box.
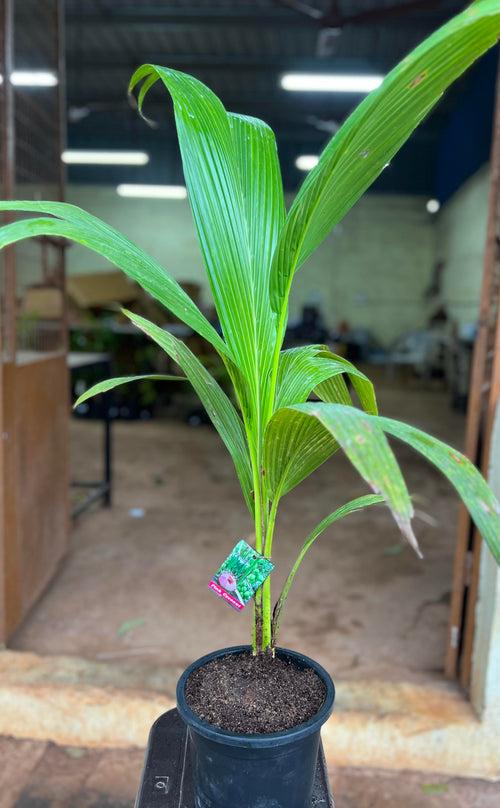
[281,73,383,93]
[11,70,58,87]
[62,150,150,166]
[295,154,319,171]
[116,184,187,199]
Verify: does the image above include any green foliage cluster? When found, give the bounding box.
[1,1,500,653]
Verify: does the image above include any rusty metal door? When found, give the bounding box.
[0,0,68,642]
[1,357,69,639]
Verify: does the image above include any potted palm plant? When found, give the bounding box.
[2,3,500,806]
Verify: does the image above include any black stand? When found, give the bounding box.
[135,709,335,807]
[69,352,113,517]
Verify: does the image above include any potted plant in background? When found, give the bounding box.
[2,3,500,806]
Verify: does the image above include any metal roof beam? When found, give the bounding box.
[65,5,452,29]
[65,55,393,72]
[66,7,305,28]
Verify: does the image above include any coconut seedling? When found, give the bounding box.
[1,2,500,665]
[4,5,500,806]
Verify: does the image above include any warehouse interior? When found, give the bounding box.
[1,2,500,806]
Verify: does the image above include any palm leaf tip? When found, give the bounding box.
[396,515,422,559]
[281,402,422,555]
[378,416,500,564]
[72,373,185,409]
[361,476,422,558]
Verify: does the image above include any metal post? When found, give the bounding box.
[1,0,16,362]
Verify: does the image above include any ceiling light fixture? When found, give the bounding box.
[426,198,440,214]
[0,70,59,87]
[295,154,319,171]
[62,150,150,166]
[116,184,187,199]
[281,72,384,93]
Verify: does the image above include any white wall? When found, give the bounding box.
[13,165,491,347]
[435,165,490,328]
[62,185,435,346]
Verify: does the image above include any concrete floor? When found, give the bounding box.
[1,736,499,808]
[11,385,466,687]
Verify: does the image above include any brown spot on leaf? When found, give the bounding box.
[409,70,428,88]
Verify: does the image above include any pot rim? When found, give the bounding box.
[176,645,335,748]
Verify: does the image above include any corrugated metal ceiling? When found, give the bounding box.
[57,1,497,193]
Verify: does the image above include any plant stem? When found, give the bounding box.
[261,501,272,650]
[264,496,279,557]
[261,577,272,651]
[251,297,290,652]
[251,453,264,654]
[253,589,263,654]
[261,496,279,651]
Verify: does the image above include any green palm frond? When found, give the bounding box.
[277,403,420,554]
[269,0,500,317]
[276,345,377,413]
[129,66,285,430]
[272,494,384,643]
[74,374,185,408]
[379,416,500,562]
[123,309,254,513]
[264,406,339,499]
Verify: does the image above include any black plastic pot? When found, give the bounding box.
[176,645,335,808]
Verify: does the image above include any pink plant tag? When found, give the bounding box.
[208,540,274,611]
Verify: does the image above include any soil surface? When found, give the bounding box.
[185,651,327,733]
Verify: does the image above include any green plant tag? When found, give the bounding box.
[209,540,274,611]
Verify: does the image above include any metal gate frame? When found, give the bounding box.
[445,58,500,689]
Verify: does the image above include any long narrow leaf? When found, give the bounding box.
[270,1,500,313]
[378,416,500,562]
[283,403,420,553]
[130,67,286,421]
[0,203,227,356]
[123,309,254,513]
[264,406,338,499]
[230,112,286,405]
[276,345,377,413]
[266,349,377,496]
[272,494,384,642]
[73,374,184,408]
[229,113,285,296]
[315,352,377,415]
[275,345,349,410]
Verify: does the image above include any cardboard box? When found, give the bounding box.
[67,271,138,309]
[22,286,64,319]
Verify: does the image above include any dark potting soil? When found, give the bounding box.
[185,651,327,734]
